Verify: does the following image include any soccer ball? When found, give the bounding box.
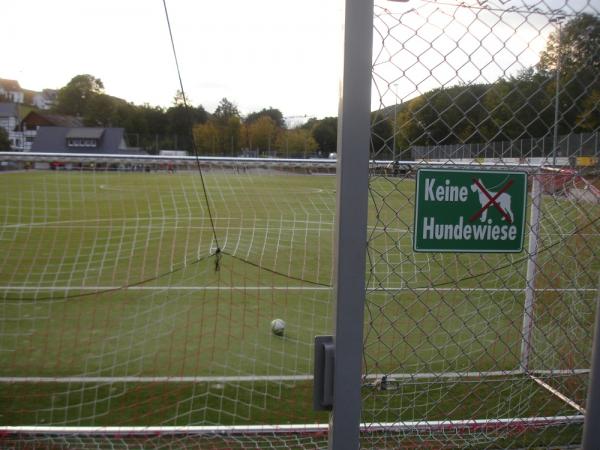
[270,319,286,336]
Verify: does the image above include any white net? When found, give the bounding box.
[0,160,335,448]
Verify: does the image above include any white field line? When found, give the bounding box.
[0,286,330,291]
[529,374,586,414]
[2,217,340,230]
[1,286,596,293]
[98,184,328,195]
[4,216,593,237]
[0,375,313,383]
[0,416,583,435]
[367,287,598,293]
[0,369,589,384]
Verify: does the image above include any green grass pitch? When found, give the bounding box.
[0,169,596,433]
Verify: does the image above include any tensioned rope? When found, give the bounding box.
[2,0,332,302]
[161,0,329,284]
[162,0,221,261]
[5,204,597,301]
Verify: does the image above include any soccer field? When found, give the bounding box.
[0,169,598,432]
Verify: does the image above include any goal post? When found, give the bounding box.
[328,0,374,447]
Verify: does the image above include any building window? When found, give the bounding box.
[67,138,98,148]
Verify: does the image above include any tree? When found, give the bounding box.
[53,74,104,117]
[0,128,10,151]
[222,115,242,155]
[84,94,117,126]
[165,100,208,151]
[276,128,318,157]
[538,14,600,78]
[371,113,393,159]
[193,122,219,155]
[538,14,600,133]
[246,107,285,128]
[578,89,600,131]
[311,117,337,155]
[247,116,279,153]
[214,98,240,122]
[482,69,553,141]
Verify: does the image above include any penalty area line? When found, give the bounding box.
[0,369,589,384]
[1,286,596,293]
[0,285,331,292]
[0,416,584,436]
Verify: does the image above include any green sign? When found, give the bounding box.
[413,168,528,253]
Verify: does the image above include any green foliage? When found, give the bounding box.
[371,113,393,159]
[538,13,600,133]
[311,117,337,154]
[578,89,600,131]
[538,13,600,78]
[0,128,10,151]
[482,70,554,141]
[53,74,104,117]
[214,97,240,122]
[276,128,318,157]
[49,15,599,159]
[245,107,285,128]
[246,115,278,152]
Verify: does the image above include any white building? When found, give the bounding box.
[0,103,22,150]
[0,79,24,104]
[0,78,56,110]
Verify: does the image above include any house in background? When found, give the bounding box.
[17,111,83,151]
[25,89,58,110]
[31,127,137,154]
[0,79,24,104]
[0,103,22,150]
[0,78,56,110]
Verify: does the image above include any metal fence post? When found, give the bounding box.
[329,0,374,448]
[520,174,542,371]
[583,279,600,449]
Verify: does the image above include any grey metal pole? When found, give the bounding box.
[393,83,398,161]
[582,279,600,449]
[520,174,542,371]
[328,0,373,448]
[551,17,563,166]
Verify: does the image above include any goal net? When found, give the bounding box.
[1,0,600,448]
[0,157,334,448]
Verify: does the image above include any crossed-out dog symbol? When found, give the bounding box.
[469,178,515,223]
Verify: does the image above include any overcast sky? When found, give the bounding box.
[3,1,589,120]
[4,0,348,120]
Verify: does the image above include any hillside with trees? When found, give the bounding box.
[47,14,598,158]
[371,13,600,160]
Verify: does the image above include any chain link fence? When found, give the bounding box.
[363,0,599,447]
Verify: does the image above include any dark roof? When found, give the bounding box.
[21,111,83,128]
[31,127,131,154]
[41,114,83,128]
[0,79,22,92]
[0,102,19,117]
